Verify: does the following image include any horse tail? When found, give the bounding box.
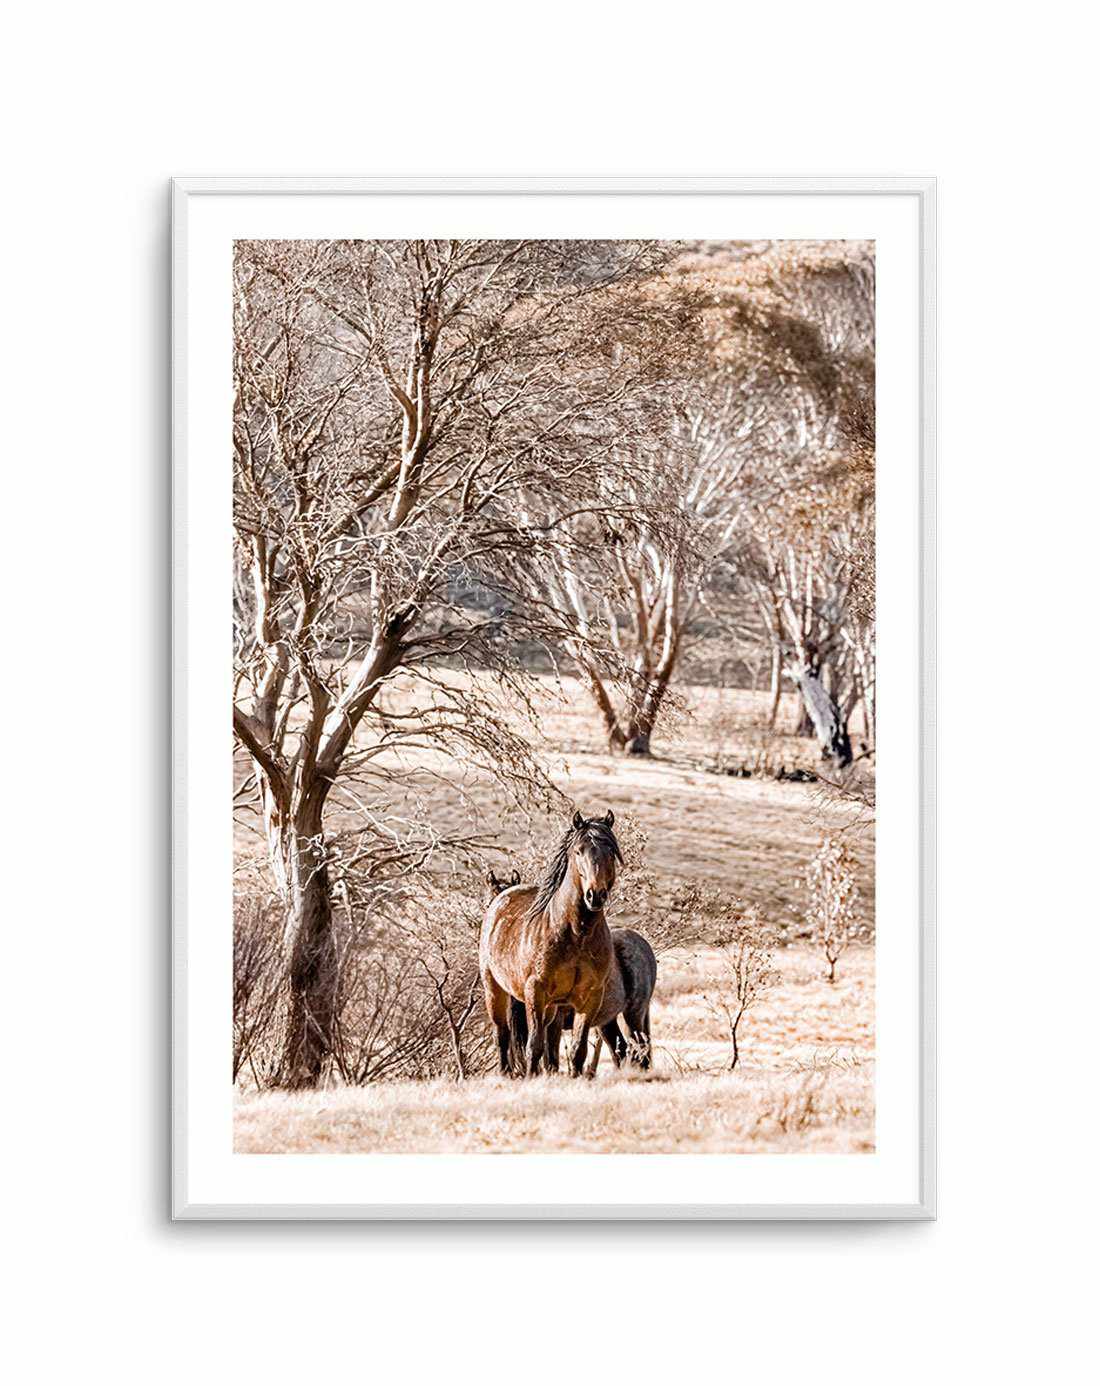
[639,1004,652,1069]
[601,1019,628,1065]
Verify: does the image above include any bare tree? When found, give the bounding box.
[533,381,751,754]
[746,486,858,764]
[806,836,863,983]
[702,905,779,1069]
[232,238,682,1086]
[691,241,876,761]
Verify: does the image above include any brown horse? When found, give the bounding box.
[479,810,621,1076]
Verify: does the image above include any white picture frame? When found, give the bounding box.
[173,178,936,1220]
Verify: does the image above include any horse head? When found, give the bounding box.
[487,866,521,900]
[569,809,620,913]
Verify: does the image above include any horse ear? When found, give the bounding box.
[603,810,615,828]
[510,869,520,886]
[572,810,584,830]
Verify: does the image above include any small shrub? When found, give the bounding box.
[701,902,779,1069]
[805,836,863,983]
[232,897,285,1086]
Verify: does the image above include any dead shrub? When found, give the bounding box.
[805,836,867,982]
[232,897,285,1086]
[232,874,496,1089]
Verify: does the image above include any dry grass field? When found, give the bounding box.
[236,945,873,1154]
[234,674,874,1155]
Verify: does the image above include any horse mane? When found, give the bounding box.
[526,817,622,920]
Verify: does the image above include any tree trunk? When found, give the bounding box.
[622,670,672,757]
[621,612,682,760]
[793,665,853,767]
[623,728,651,756]
[767,645,782,729]
[584,665,627,751]
[862,679,876,747]
[583,654,678,758]
[273,813,339,1089]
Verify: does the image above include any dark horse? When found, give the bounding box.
[576,927,657,1075]
[515,928,657,1077]
[485,867,520,902]
[480,810,621,1076]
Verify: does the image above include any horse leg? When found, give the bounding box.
[569,1013,592,1077]
[544,1010,563,1073]
[585,1029,603,1079]
[484,973,513,1076]
[524,982,548,1076]
[509,997,529,1076]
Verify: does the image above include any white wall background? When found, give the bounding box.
[3,4,1094,1381]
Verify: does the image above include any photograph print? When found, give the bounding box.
[229,234,879,1157]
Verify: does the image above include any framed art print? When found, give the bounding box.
[172,178,935,1219]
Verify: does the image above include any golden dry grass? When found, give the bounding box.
[234,676,874,1154]
[235,943,873,1154]
[235,1066,872,1155]
[235,1069,870,1158]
